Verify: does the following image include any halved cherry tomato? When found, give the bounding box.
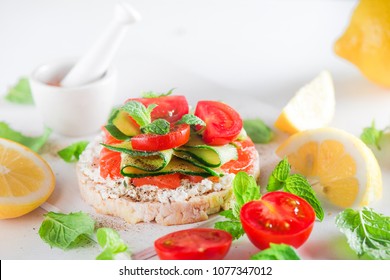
[127,95,189,123]
[240,192,315,250]
[195,101,243,146]
[131,124,190,151]
[131,173,181,189]
[154,228,232,260]
[221,138,257,175]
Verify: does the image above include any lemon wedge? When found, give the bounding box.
[276,127,382,209]
[275,71,335,134]
[0,138,55,219]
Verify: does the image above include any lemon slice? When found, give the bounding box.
[0,138,55,219]
[275,71,335,134]
[276,127,382,208]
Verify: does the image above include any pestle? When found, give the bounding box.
[60,1,141,87]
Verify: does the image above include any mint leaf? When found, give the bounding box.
[177,114,205,126]
[141,119,170,135]
[96,228,129,260]
[121,101,157,127]
[336,207,390,260]
[251,243,301,260]
[267,158,290,191]
[0,122,51,152]
[214,221,245,240]
[4,77,34,104]
[360,121,384,150]
[38,212,95,250]
[57,141,89,163]
[141,88,175,98]
[243,118,273,144]
[215,172,260,240]
[284,174,324,221]
[233,171,261,208]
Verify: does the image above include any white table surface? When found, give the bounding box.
[1,0,390,260]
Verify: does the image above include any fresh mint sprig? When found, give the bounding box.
[0,122,51,153]
[121,101,157,127]
[360,121,385,150]
[243,118,273,144]
[4,77,34,104]
[251,243,301,260]
[39,212,95,250]
[141,119,170,135]
[96,228,129,260]
[58,141,89,163]
[177,114,205,126]
[141,88,175,98]
[267,158,324,221]
[336,207,390,260]
[214,172,260,240]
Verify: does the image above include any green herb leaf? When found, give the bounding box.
[0,122,51,152]
[57,141,89,163]
[267,158,291,191]
[284,174,324,221]
[177,114,205,126]
[4,77,34,104]
[141,119,170,135]
[335,207,390,260]
[214,221,245,240]
[243,118,273,144]
[121,101,157,127]
[360,121,384,150]
[233,171,260,211]
[96,228,129,260]
[219,209,236,220]
[251,243,301,260]
[141,88,175,98]
[38,212,95,250]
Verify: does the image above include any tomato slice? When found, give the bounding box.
[127,95,189,123]
[131,124,190,151]
[131,174,181,189]
[221,138,257,174]
[240,192,315,250]
[154,228,232,260]
[194,101,243,146]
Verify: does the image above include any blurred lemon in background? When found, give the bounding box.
[334,0,390,88]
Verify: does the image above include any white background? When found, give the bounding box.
[1,0,390,262]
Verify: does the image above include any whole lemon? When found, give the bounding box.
[334,0,390,88]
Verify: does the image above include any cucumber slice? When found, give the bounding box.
[109,109,140,137]
[102,142,172,172]
[174,135,238,167]
[121,156,220,178]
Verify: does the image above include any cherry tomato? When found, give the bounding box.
[221,138,257,174]
[131,173,181,189]
[154,228,232,260]
[240,192,315,250]
[131,124,190,151]
[127,95,189,123]
[194,101,243,146]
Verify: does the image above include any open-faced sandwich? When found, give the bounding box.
[77,93,260,225]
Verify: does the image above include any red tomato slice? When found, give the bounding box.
[127,95,189,123]
[131,124,190,151]
[221,138,257,174]
[131,173,181,189]
[195,101,243,146]
[240,192,315,250]
[154,228,232,260]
